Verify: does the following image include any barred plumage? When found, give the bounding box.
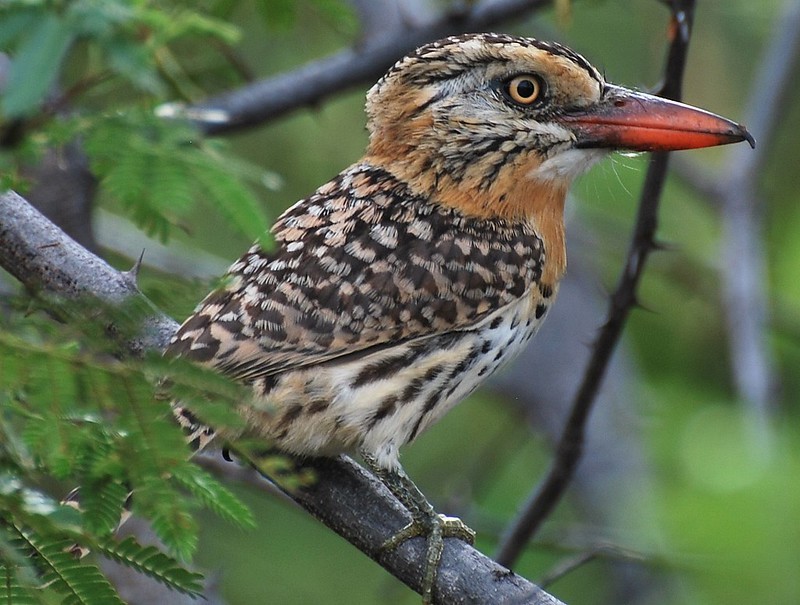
[165,32,751,603]
[168,162,554,468]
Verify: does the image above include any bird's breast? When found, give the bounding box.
[240,288,555,470]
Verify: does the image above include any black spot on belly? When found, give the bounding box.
[367,395,399,430]
[352,351,414,387]
[407,388,445,442]
[400,376,426,404]
[276,403,303,429]
[307,398,329,415]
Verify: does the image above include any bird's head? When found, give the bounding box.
[365,33,752,220]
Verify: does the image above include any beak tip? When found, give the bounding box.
[741,128,756,149]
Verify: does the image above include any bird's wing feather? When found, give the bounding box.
[167,163,544,381]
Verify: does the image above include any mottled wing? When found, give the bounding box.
[167,163,544,381]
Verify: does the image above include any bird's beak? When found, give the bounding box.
[562,84,755,152]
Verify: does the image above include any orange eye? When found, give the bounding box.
[506,75,542,105]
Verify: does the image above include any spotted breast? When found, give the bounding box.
[167,163,554,469]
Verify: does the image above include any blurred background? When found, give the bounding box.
[2,0,799,603]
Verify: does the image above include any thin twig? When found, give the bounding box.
[538,543,649,589]
[495,0,698,567]
[180,0,551,134]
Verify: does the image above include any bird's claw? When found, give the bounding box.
[380,513,475,605]
[379,513,474,551]
[438,514,476,544]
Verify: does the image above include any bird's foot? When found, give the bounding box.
[362,451,475,604]
[380,511,475,605]
[381,513,475,550]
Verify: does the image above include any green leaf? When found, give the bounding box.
[192,157,272,246]
[2,14,74,118]
[170,11,240,43]
[135,479,198,560]
[95,536,204,597]
[171,463,255,529]
[78,480,128,536]
[105,40,163,95]
[85,109,271,244]
[64,0,135,38]
[0,564,40,605]
[12,526,124,605]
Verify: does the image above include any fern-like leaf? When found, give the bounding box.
[171,463,255,529]
[0,564,41,605]
[85,110,270,244]
[78,479,128,536]
[133,479,198,561]
[191,154,272,246]
[13,526,124,605]
[95,535,204,597]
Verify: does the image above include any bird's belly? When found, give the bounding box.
[243,293,550,470]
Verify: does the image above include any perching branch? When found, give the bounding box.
[181,0,551,135]
[495,0,698,567]
[0,189,564,605]
[0,190,177,356]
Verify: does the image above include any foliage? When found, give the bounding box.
[0,309,253,603]
[0,0,239,118]
[0,0,270,245]
[236,0,356,31]
[83,108,271,244]
[0,8,281,597]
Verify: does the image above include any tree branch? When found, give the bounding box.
[0,189,564,604]
[0,190,176,355]
[495,0,698,567]
[176,0,551,135]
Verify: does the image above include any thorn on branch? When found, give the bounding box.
[123,249,146,290]
[650,238,678,253]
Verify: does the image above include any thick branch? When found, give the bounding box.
[0,189,564,604]
[495,0,697,567]
[185,0,550,135]
[0,190,176,355]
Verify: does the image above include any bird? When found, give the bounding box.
[167,33,752,603]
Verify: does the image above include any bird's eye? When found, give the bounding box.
[504,75,543,106]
